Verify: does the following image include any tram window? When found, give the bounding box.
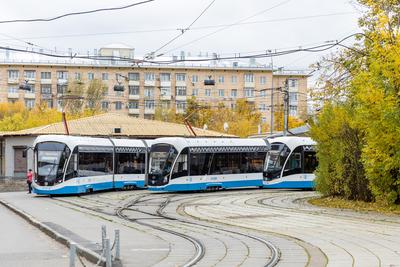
[189,153,212,176]
[304,150,318,173]
[171,148,188,179]
[116,152,145,174]
[65,153,78,180]
[246,152,266,173]
[78,152,113,177]
[283,146,302,176]
[210,153,242,175]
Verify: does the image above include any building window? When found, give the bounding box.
[129,86,139,95]
[205,89,211,96]
[259,90,267,97]
[57,85,67,94]
[244,87,255,97]
[218,75,224,83]
[145,100,155,109]
[176,73,186,82]
[244,73,254,83]
[144,86,154,98]
[218,89,224,97]
[259,104,267,111]
[160,73,170,82]
[57,71,68,80]
[161,101,170,109]
[192,75,198,83]
[231,89,237,98]
[115,101,122,110]
[43,99,53,108]
[231,75,237,84]
[24,70,36,79]
[41,84,52,94]
[289,79,298,88]
[144,72,155,81]
[115,91,124,97]
[128,101,139,109]
[192,89,199,96]
[260,76,266,84]
[88,73,94,80]
[176,86,187,96]
[101,101,109,110]
[75,72,81,80]
[290,106,298,116]
[8,70,19,79]
[25,84,35,93]
[231,103,236,109]
[128,73,140,81]
[289,92,298,102]
[160,87,171,96]
[176,101,186,111]
[41,72,51,79]
[102,73,108,81]
[8,86,18,93]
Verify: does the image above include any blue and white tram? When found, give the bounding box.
[147,137,269,192]
[263,136,318,189]
[33,135,149,195]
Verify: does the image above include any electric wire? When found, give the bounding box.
[0,0,155,24]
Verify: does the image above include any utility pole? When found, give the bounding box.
[283,79,290,136]
[268,50,274,135]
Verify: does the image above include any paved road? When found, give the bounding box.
[0,204,71,267]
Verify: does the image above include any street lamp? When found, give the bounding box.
[114,73,128,92]
[19,80,32,91]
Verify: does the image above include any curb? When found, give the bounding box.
[0,198,106,266]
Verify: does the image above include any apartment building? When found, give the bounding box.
[0,49,309,124]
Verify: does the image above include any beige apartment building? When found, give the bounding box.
[0,50,309,126]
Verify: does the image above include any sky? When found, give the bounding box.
[0,0,362,75]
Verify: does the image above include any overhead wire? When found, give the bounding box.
[0,0,155,24]
[146,0,216,57]
[159,0,292,56]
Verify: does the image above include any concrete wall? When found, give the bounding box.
[4,136,35,178]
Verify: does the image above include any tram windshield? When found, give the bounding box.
[149,144,178,175]
[264,143,291,180]
[35,142,70,186]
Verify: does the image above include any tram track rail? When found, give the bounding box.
[53,190,282,267]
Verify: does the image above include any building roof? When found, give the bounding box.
[0,113,234,138]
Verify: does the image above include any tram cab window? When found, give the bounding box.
[78,152,113,177]
[283,146,303,176]
[264,143,291,180]
[116,152,145,174]
[171,148,188,179]
[64,152,78,181]
[190,153,212,176]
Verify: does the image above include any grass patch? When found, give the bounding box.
[309,196,400,216]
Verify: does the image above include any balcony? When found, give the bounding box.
[160,94,172,100]
[176,109,186,114]
[57,79,68,85]
[128,80,140,86]
[41,94,52,100]
[175,95,187,101]
[144,80,155,86]
[176,81,186,87]
[8,78,19,84]
[160,81,171,87]
[26,78,36,84]
[246,96,256,102]
[8,92,19,98]
[24,92,36,99]
[244,81,255,87]
[128,94,140,100]
[41,79,52,84]
[128,108,140,114]
[144,108,155,114]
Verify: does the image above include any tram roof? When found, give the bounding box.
[152,137,269,152]
[33,135,148,148]
[268,136,316,150]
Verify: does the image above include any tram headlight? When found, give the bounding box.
[163,177,168,183]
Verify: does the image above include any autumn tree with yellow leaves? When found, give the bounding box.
[310,0,400,204]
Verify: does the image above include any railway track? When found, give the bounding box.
[53,190,281,267]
